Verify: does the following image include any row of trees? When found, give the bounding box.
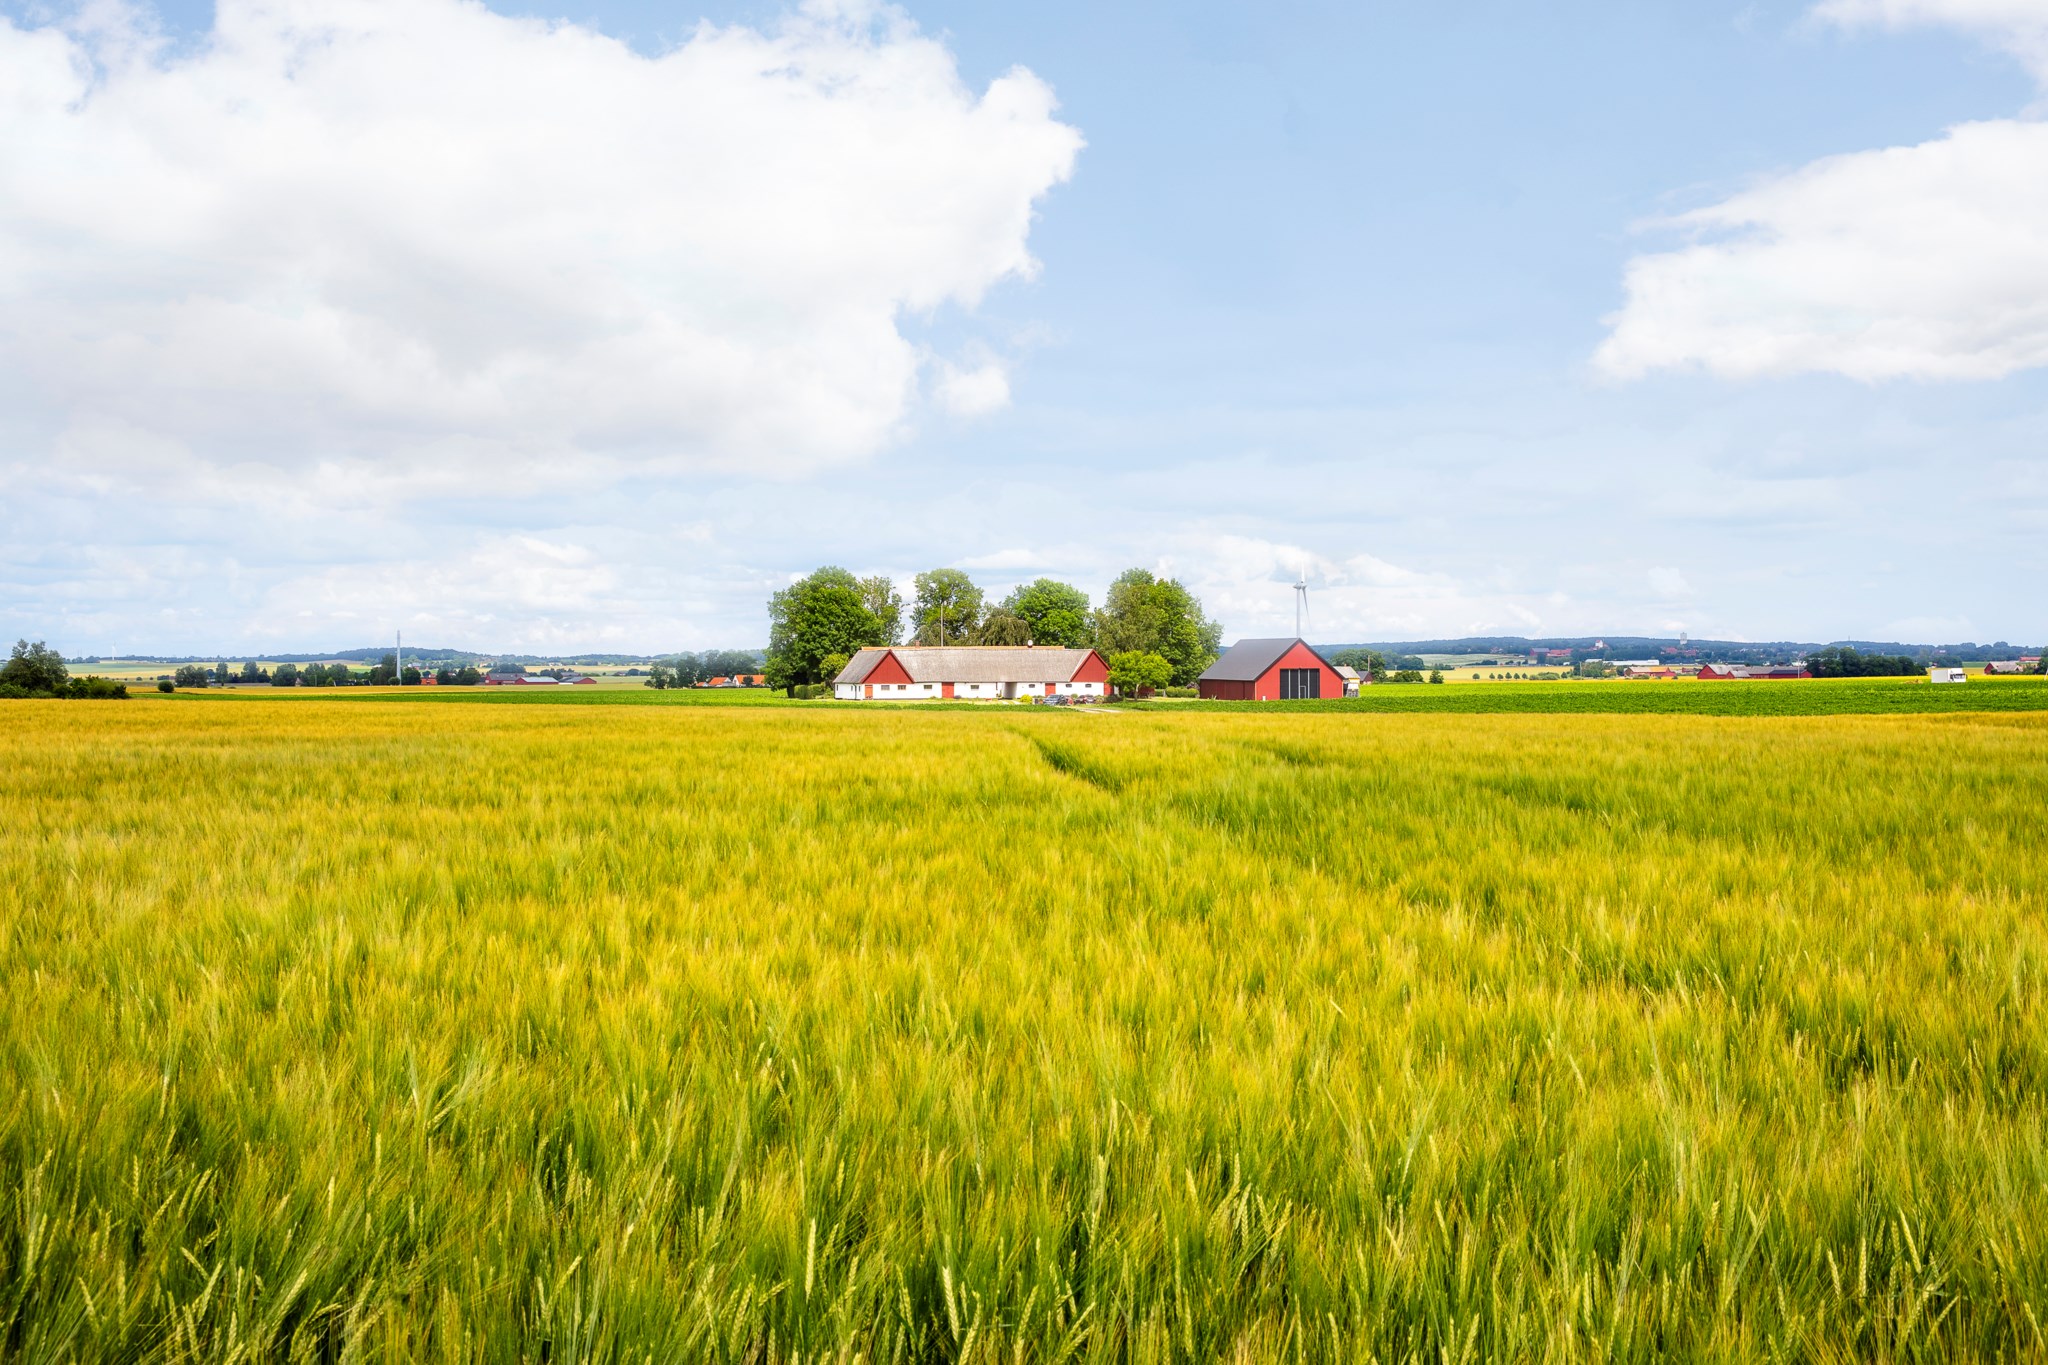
[170,656,492,687]
[1,640,126,699]
[1327,648,1427,679]
[643,650,765,690]
[763,568,1224,694]
[1803,646,1923,678]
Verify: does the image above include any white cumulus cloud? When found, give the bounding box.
[933,360,1012,417]
[0,0,1081,481]
[1596,1,2048,383]
[1814,0,2048,76]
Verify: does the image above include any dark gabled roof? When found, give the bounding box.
[1199,638,1323,682]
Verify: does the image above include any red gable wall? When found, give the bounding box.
[1070,650,1110,683]
[865,651,913,685]
[1252,641,1342,701]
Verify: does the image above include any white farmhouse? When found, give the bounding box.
[833,646,1112,701]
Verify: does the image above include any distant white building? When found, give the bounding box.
[1928,667,1968,685]
[833,646,1111,701]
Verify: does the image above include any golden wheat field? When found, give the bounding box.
[3,697,2047,1362]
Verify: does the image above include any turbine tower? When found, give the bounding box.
[1294,572,1311,639]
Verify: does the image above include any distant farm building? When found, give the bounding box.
[1198,638,1343,700]
[1697,663,1812,681]
[1333,664,1362,697]
[482,671,558,686]
[1929,667,1968,684]
[1984,660,2030,675]
[833,646,1109,700]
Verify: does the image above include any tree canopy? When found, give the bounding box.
[858,576,905,646]
[912,569,984,645]
[1000,579,1092,647]
[973,610,1034,645]
[0,641,124,699]
[767,567,888,691]
[1093,571,1222,686]
[1,640,68,694]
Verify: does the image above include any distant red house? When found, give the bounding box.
[1197,638,1344,700]
[1698,663,1811,680]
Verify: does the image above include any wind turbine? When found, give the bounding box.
[1294,571,1311,640]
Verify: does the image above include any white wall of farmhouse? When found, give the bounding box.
[834,676,1107,700]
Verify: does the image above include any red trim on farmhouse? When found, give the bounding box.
[865,651,914,685]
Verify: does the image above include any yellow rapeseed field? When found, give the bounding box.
[3,698,2046,1361]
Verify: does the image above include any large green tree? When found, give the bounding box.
[858,576,905,645]
[1000,579,1092,647]
[1093,571,1223,686]
[766,567,887,693]
[912,569,983,645]
[1,640,68,694]
[972,610,1034,645]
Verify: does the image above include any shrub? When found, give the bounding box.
[1107,650,1173,697]
[158,679,176,694]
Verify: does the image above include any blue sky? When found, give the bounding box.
[3,0,2045,652]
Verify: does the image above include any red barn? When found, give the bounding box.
[1197,638,1344,700]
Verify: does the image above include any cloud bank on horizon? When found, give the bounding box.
[0,0,1079,485]
[1597,0,2048,382]
[2,0,2043,654]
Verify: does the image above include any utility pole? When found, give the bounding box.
[397,629,403,686]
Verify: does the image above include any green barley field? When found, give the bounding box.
[4,697,2047,1361]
